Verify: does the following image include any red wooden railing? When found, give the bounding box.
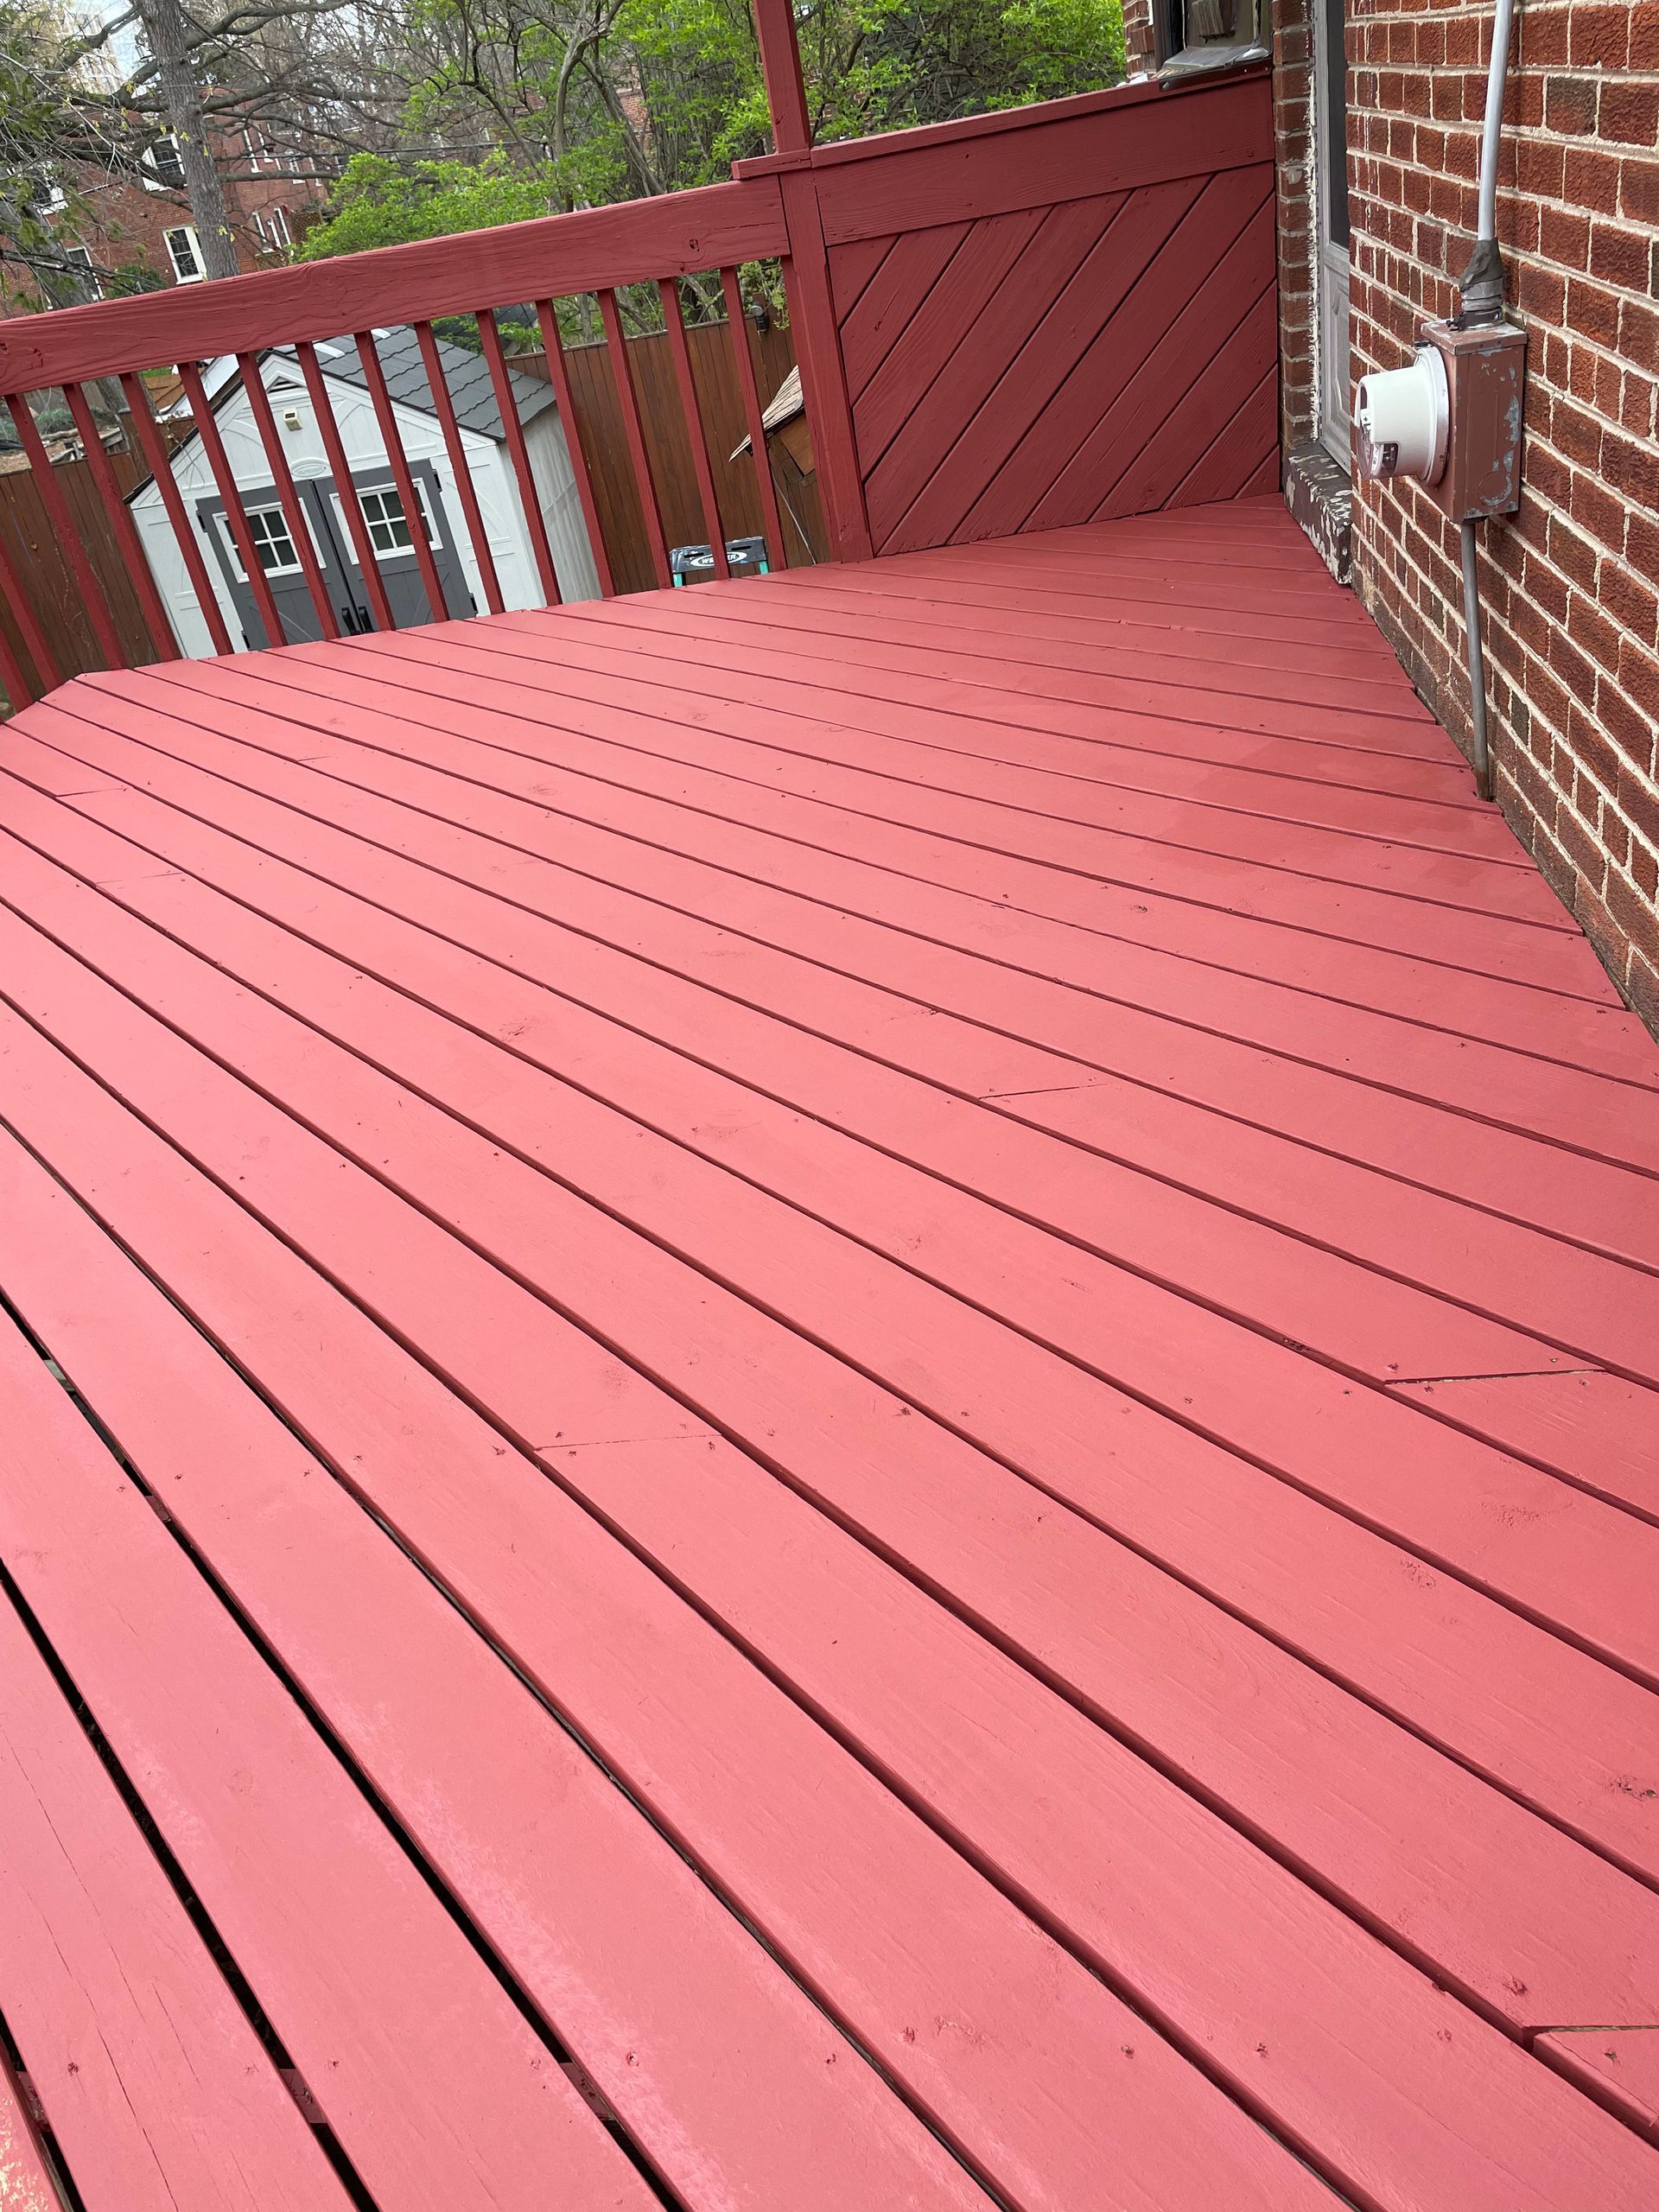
[0,3,1273,709]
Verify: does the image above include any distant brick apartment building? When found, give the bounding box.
[1125,0,1659,1029]
[2,123,327,315]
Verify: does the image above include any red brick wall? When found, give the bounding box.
[1341,1,1659,1025]
[1124,10,1657,1022]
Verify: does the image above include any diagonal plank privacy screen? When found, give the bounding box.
[825,145,1277,556]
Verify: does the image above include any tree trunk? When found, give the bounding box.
[132,0,240,280]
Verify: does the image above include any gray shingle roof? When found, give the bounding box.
[271,326,558,442]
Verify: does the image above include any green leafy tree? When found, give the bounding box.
[299,0,1126,264]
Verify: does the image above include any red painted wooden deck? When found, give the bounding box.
[2,494,1657,2212]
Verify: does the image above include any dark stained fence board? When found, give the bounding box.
[545,316,821,595]
[0,448,153,697]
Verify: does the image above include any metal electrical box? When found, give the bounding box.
[1416,317,1527,520]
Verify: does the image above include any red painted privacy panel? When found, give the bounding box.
[821,75,1277,555]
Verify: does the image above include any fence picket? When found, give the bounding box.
[658,280,729,579]
[599,290,671,588]
[721,269,790,575]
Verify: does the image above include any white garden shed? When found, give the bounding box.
[129,327,601,654]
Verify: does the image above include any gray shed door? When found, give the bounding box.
[196,460,473,647]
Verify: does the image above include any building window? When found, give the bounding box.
[269,204,291,248]
[219,505,302,579]
[60,244,102,297]
[143,134,188,191]
[242,126,270,171]
[164,226,204,283]
[355,483,439,556]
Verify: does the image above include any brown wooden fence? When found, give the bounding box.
[0,447,152,700]
[0,315,822,709]
[518,315,824,594]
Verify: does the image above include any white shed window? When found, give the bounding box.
[219,505,302,579]
[352,483,440,556]
[164,226,204,283]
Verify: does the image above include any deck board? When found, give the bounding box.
[3,498,1657,2211]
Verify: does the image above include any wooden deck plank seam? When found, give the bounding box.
[10,1004,1659,2212]
[244,645,1647,1087]
[10,854,1659,1840]
[87,671,1659,1159]
[10,786,1659,1480]
[0,1294,675,2205]
[9,716,1656,1310]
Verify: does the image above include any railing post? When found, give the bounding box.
[749,2,873,563]
[752,0,811,156]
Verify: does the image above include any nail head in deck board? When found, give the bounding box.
[1536,2031,1659,2144]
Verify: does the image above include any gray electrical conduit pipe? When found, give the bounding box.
[1459,0,1519,801]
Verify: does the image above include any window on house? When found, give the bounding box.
[163,226,204,283]
[218,505,302,579]
[60,245,103,297]
[269,204,291,247]
[353,483,440,556]
[1154,0,1268,68]
[143,134,188,191]
[242,126,269,171]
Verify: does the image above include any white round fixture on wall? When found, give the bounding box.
[1355,344,1449,485]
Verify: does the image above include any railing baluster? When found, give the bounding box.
[3,391,127,668]
[63,381,179,664]
[353,329,448,626]
[238,353,339,641]
[658,278,729,581]
[534,298,613,598]
[0,513,60,696]
[296,341,395,635]
[721,267,790,575]
[414,321,505,617]
[475,308,560,607]
[180,359,288,650]
[119,371,235,656]
[598,289,671,590]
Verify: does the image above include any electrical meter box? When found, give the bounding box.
[1417,317,1527,521]
[1356,316,1526,521]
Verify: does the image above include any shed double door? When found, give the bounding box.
[198,461,473,647]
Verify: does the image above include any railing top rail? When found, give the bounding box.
[0,176,786,394]
[732,62,1269,177]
